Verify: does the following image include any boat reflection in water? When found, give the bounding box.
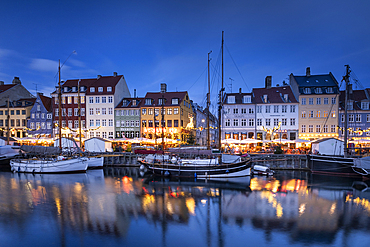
[0,168,370,246]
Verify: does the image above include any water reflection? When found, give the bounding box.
[0,169,370,246]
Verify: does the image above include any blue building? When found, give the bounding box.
[27,93,53,138]
[338,88,370,141]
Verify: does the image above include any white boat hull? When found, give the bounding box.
[83,157,104,169]
[10,158,88,173]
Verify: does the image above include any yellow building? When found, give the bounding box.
[0,98,36,138]
[290,68,339,140]
[140,85,194,143]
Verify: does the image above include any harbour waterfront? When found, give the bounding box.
[0,168,370,247]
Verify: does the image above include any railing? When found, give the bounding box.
[250,154,310,170]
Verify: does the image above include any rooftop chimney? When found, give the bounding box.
[12,76,21,85]
[239,88,242,93]
[134,89,137,98]
[160,83,167,93]
[37,92,44,96]
[306,67,311,77]
[97,75,101,79]
[0,81,4,86]
[113,72,117,77]
[265,76,272,89]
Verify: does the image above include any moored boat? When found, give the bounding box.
[83,156,104,169]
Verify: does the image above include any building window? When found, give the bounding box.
[102,119,106,126]
[89,108,94,115]
[266,119,270,126]
[254,118,261,126]
[282,118,287,126]
[316,125,321,133]
[290,118,295,126]
[90,87,95,92]
[301,125,306,133]
[326,87,333,93]
[95,97,100,104]
[174,120,179,127]
[109,119,113,126]
[96,120,100,127]
[68,120,72,128]
[367,114,370,122]
[102,108,106,115]
[241,119,247,126]
[331,125,336,132]
[68,108,72,116]
[265,105,270,113]
[108,108,113,114]
[233,108,238,114]
[323,111,328,118]
[225,119,230,127]
[349,114,354,122]
[108,96,113,103]
[107,87,112,92]
[301,111,306,118]
[323,125,328,133]
[81,96,85,104]
[331,111,336,118]
[308,125,313,133]
[74,120,79,128]
[324,98,328,104]
[281,105,287,113]
[257,106,262,113]
[332,97,336,104]
[98,87,103,92]
[74,108,78,116]
[243,95,251,103]
[309,111,313,118]
[316,110,321,118]
[228,96,235,104]
[274,105,279,113]
[248,119,254,127]
[273,118,279,126]
[233,119,238,126]
[174,108,179,115]
[89,97,94,103]
[315,88,322,94]
[304,88,310,94]
[316,98,321,105]
[309,98,313,105]
[356,114,361,122]
[96,108,100,115]
[301,98,306,105]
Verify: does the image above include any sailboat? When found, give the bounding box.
[10,59,88,173]
[309,65,369,177]
[141,32,252,178]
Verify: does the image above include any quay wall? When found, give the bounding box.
[250,154,310,171]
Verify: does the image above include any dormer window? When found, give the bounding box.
[90,87,95,92]
[243,95,251,103]
[326,87,333,93]
[98,87,103,92]
[158,98,165,105]
[72,86,77,92]
[228,96,235,104]
[262,95,268,103]
[171,98,179,105]
[64,87,69,92]
[361,102,369,110]
[132,100,137,106]
[145,98,152,105]
[107,87,112,92]
[348,101,354,110]
[304,88,311,94]
[315,88,322,94]
[283,94,288,102]
[80,86,85,92]
[122,100,128,106]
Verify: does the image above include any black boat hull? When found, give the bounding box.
[309,155,361,177]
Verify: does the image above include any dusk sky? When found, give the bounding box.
[1,0,370,113]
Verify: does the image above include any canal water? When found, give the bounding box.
[0,168,369,247]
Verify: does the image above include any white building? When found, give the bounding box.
[222,89,255,140]
[253,77,299,141]
[85,73,131,139]
[192,102,218,146]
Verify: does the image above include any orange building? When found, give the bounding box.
[140,84,194,143]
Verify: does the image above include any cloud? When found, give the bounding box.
[29,58,60,72]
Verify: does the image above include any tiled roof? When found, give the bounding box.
[253,86,298,104]
[115,97,144,108]
[144,91,188,106]
[339,89,369,111]
[0,84,16,93]
[223,92,254,104]
[39,94,52,112]
[292,73,338,87]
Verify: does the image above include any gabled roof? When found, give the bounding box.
[0,84,16,93]
[115,97,144,109]
[39,94,52,112]
[253,86,298,104]
[144,91,188,106]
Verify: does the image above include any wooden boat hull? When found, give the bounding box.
[10,158,88,173]
[83,157,104,169]
[143,159,251,178]
[309,155,361,177]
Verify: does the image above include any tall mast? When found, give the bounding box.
[6,96,10,145]
[207,51,212,150]
[78,79,82,152]
[218,31,224,150]
[58,60,62,150]
[343,65,350,158]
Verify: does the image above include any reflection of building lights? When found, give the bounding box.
[329,203,336,214]
[299,203,306,216]
[201,199,207,205]
[166,201,174,215]
[186,198,196,216]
